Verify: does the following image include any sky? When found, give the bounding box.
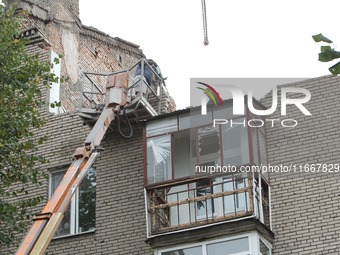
[80,0,340,110]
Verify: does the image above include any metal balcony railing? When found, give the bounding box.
[79,59,167,123]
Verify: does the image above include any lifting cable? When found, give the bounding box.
[115,106,133,139]
[201,0,209,46]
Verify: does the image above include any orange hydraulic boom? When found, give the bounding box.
[16,72,128,255]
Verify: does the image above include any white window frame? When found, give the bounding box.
[259,234,272,255]
[49,50,63,114]
[49,169,77,237]
[49,168,96,237]
[214,174,250,217]
[155,231,272,255]
[195,179,215,220]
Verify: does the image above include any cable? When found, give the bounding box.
[115,107,133,139]
[201,0,209,46]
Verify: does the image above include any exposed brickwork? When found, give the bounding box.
[261,75,340,254]
[6,0,176,254]
[26,0,80,22]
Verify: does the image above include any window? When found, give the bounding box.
[173,130,194,179]
[194,174,249,220]
[221,175,248,214]
[49,50,63,114]
[145,105,269,186]
[198,126,221,167]
[250,114,269,181]
[260,239,271,255]
[157,232,272,255]
[147,135,172,184]
[206,237,249,255]
[222,118,249,167]
[196,180,214,219]
[162,246,202,255]
[145,117,252,186]
[50,167,96,237]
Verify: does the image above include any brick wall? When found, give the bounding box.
[45,123,153,254]
[30,0,79,20]
[261,75,340,254]
[7,57,155,255]
[6,0,176,254]
[7,109,154,254]
[30,113,152,254]
[11,0,175,112]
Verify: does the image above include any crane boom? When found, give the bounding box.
[15,59,161,255]
[16,73,124,255]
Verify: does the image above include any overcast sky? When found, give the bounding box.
[80,0,340,109]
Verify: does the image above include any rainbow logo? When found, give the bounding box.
[196,82,223,106]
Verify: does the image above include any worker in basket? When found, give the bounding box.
[134,59,163,99]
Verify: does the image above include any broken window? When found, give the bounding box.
[198,126,221,167]
[145,108,269,186]
[147,135,172,184]
[50,167,96,237]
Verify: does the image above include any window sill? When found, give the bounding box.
[51,229,96,240]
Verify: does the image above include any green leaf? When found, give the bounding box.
[312,33,333,43]
[329,61,340,75]
[318,48,340,62]
[0,1,55,248]
[321,45,331,52]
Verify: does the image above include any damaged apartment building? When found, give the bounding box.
[6,0,340,254]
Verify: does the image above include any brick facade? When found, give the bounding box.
[6,1,340,254]
[40,115,152,254]
[261,75,340,254]
[6,0,175,254]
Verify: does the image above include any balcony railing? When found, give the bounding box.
[146,173,270,236]
[79,59,166,124]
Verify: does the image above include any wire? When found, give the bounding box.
[115,107,133,139]
[201,0,209,46]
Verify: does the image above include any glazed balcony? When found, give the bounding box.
[145,172,270,236]
[144,99,271,237]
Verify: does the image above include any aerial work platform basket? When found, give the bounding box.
[79,59,166,126]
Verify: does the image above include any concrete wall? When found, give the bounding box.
[261,75,340,254]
